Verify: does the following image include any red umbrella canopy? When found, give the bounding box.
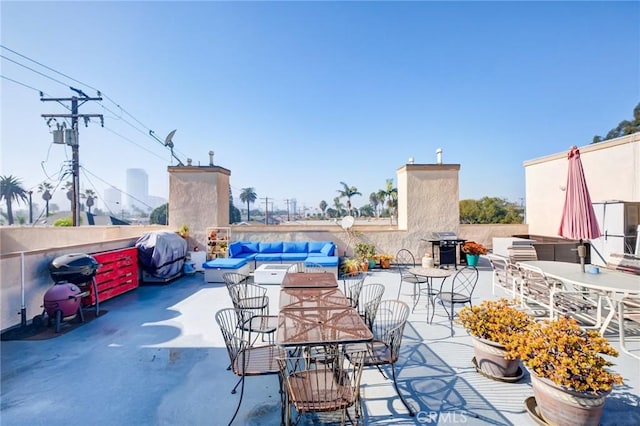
[558,146,602,240]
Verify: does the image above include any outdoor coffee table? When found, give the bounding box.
[279,288,350,310]
[281,272,338,289]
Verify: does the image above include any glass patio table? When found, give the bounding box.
[276,306,373,347]
[279,287,350,310]
[280,272,338,289]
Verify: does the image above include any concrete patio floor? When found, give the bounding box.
[2,259,639,425]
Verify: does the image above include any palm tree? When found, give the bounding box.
[319,200,327,218]
[379,179,398,224]
[333,196,345,217]
[369,192,379,217]
[0,175,28,225]
[38,181,54,217]
[337,181,361,216]
[239,187,257,222]
[82,189,97,214]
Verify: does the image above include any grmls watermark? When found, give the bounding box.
[416,410,468,424]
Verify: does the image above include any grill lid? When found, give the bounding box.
[431,231,458,240]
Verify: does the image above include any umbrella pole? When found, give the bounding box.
[577,242,586,273]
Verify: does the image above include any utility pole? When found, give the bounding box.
[261,197,270,225]
[41,87,103,226]
[284,199,291,221]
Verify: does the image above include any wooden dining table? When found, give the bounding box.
[519,260,640,333]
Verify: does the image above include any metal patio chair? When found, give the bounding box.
[393,249,429,311]
[432,266,479,336]
[215,308,284,425]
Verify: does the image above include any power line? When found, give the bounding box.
[0,54,70,88]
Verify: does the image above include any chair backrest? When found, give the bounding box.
[304,262,326,273]
[215,308,246,367]
[222,273,252,296]
[370,300,410,362]
[227,282,270,325]
[448,266,479,300]
[394,249,416,268]
[358,283,386,328]
[507,245,538,263]
[487,254,517,284]
[342,272,366,308]
[516,262,556,301]
[278,346,367,421]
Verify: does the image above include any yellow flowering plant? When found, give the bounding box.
[506,316,623,393]
[457,298,534,354]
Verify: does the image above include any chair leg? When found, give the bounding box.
[228,375,245,425]
[231,376,242,394]
[390,363,415,416]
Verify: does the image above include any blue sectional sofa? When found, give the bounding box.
[227,241,338,273]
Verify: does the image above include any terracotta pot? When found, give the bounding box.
[529,370,610,426]
[360,261,369,272]
[380,259,391,269]
[471,335,521,378]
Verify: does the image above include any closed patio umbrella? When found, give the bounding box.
[557,146,602,271]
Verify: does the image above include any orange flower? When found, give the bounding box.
[461,241,487,255]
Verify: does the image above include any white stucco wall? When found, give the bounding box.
[397,164,460,234]
[524,134,640,237]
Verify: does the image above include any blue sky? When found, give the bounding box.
[1,1,639,215]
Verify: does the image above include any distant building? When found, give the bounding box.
[126,168,149,212]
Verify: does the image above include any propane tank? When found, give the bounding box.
[422,253,434,268]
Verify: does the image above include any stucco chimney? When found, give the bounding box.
[208,150,214,166]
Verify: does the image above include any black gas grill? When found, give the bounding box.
[427,232,467,268]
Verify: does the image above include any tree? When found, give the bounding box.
[369,192,380,217]
[229,186,241,224]
[82,189,96,214]
[333,196,345,217]
[38,181,54,217]
[150,203,168,225]
[459,197,523,224]
[319,200,327,218]
[239,187,257,222]
[337,181,361,216]
[592,102,640,143]
[359,204,374,217]
[378,179,397,223]
[0,175,28,225]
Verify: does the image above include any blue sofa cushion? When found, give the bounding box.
[259,241,283,253]
[306,256,338,267]
[320,243,335,256]
[234,252,257,261]
[203,258,248,269]
[308,241,330,254]
[283,241,308,253]
[280,253,308,261]
[241,242,259,253]
[228,241,243,258]
[255,253,282,261]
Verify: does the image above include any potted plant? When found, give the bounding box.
[177,224,190,239]
[461,241,487,267]
[507,316,623,425]
[354,242,376,269]
[457,298,534,380]
[374,253,394,269]
[341,258,361,276]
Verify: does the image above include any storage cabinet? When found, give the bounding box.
[206,227,231,260]
[84,247,139,305]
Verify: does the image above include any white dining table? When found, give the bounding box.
[518,260,640,333]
